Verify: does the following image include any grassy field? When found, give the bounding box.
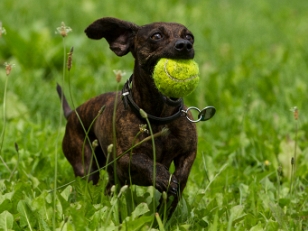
[0,0,308,230]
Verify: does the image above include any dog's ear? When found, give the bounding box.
[85,17,140,56]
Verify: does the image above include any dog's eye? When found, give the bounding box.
[185,34,194,42]
[151,33,163,40]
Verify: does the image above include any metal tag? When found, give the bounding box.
[198,106,216,121]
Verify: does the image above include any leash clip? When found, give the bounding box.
[181,106,216,123]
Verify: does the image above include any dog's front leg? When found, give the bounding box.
[168,150,197,214]
[115,153,178,195]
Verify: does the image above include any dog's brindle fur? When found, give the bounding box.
[57,17,197,216]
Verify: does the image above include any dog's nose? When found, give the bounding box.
[174,40,193,52]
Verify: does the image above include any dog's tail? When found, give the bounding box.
[56,84,73,119]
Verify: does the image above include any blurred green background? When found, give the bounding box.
[0,0,307,229]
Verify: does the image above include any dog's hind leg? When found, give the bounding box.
[62,126,101,184]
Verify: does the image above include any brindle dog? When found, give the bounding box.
[57,17,197,217]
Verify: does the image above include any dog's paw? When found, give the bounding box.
[167,175,179,196]
[156,174,179,196]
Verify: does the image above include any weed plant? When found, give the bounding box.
[0,0,308,230]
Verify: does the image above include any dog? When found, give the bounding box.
[57,17,197,217]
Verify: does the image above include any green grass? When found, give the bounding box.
[0,0,308,230]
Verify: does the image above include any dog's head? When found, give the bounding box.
[85,17,195,72]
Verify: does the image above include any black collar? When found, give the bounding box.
[121,75,184,124]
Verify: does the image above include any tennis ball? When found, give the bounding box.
[153,58,199,98]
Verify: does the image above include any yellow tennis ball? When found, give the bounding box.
[153,58,199,98]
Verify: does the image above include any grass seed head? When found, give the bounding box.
[110,185,116,194]
[4,62,15,76]
[56,22,72,37]
[118,185,128,197]
[92,139,98,148]
[67,47,74,71]
[107,144,114,154]
[161,127,170,137]
[113,70,126,83]
[139,124,149,134]
[162,191,167,201]
[293,107,299,120]
[0,21,6,37]
[14,143,19,152]
[291,157,294,165]
[139,109,148,119]
[290,106,299,120]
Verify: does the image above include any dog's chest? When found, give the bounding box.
[135,123,194,162]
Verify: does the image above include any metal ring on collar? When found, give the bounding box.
[181,106,202,123]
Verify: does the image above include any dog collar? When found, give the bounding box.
[122,75,184,123]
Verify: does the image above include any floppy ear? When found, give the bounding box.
[85,17,140,56]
